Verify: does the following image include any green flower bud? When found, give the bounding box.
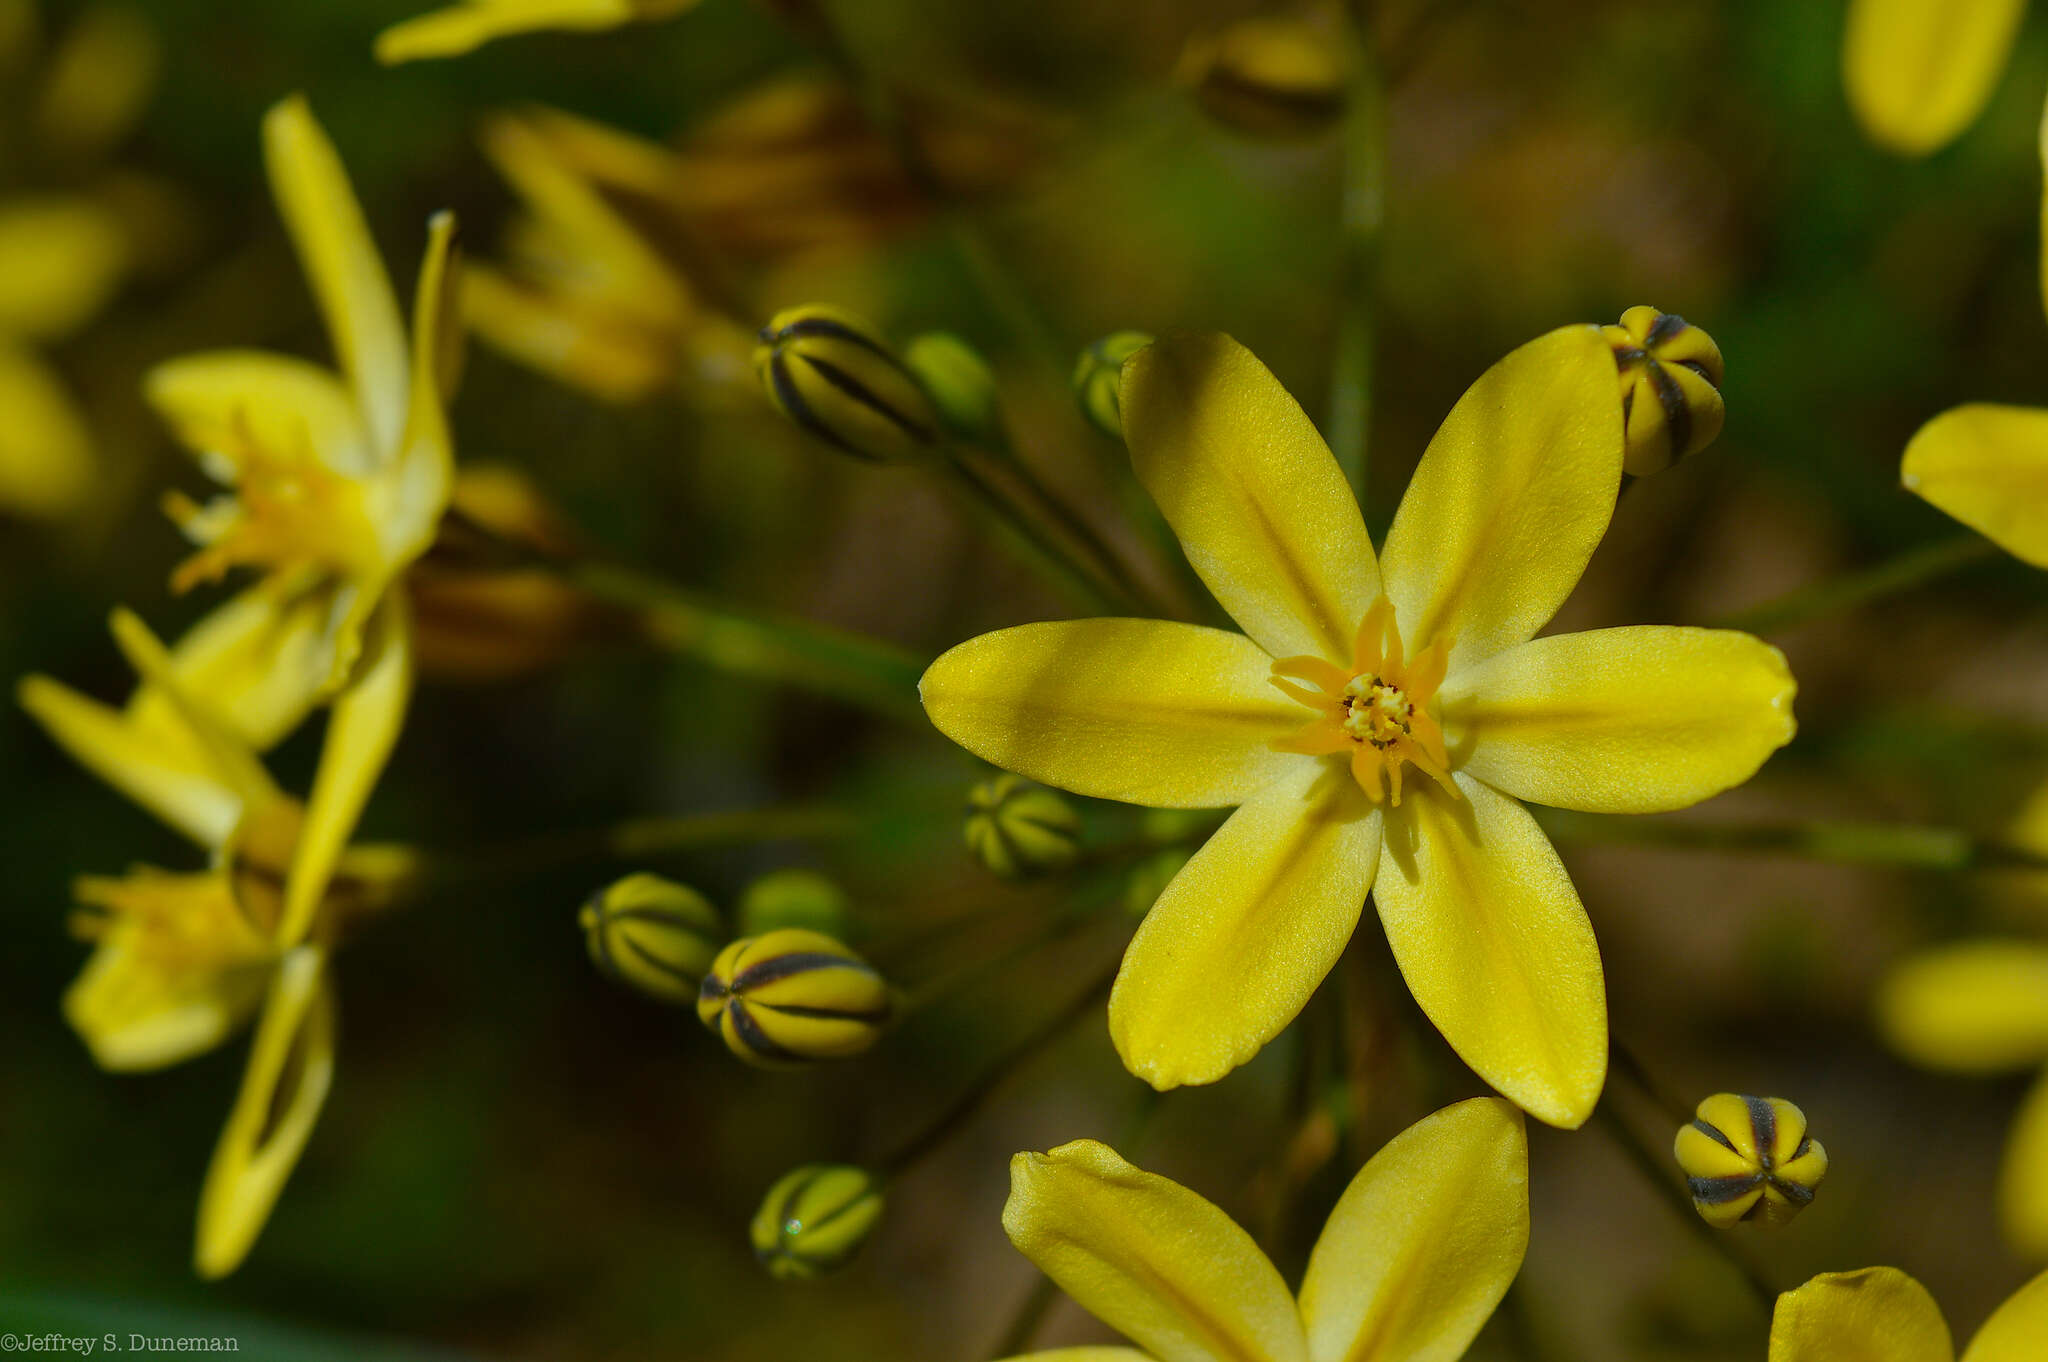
[1122,846,1192,917]
[751,1164,884,1280]
[1673,1093,1828,1229]
[755,305,941,465]
[698,928,892,1066]
[903,331,1000,444]
[1601,306,1726,476]
[579,872,722,1005]
[965,774,1083,880]
[737,868,852,939]
[1072,331,1153,440]
[1183,19,1350,142]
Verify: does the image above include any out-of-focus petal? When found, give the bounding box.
[144,349,370,477]
[1379,325,1622,672]
[374,0,693,65]
[0,196,126,339]
[18,674,240,847]
[384,211,458,565]
[1876,940,2048,1073]
[1844,0,2025,156]
[1999,1072,2048,1262]
[1963,1266,2048,1361]
[1003,1139,1308,1362]
[1901,404,2048,568]
[1110,759,1379,1089]
[1769,1268,1954,1362]
[1375,773,1607,1128]
[1439,626,1796,814]
[1298,1097,1528,1362]
[921,619,1307,809]
[63,930,268,1072]
[34,2,159,164]
[0,339,93,517]
[1122,332,1380,663]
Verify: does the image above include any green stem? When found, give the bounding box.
[1538,809,2048,873]
[944,454,1133,612]
[415,805,861,884]
[1593,1101,1778,1311]
[1327,8,1387,508]
[1707,534,1996,636]
[988,1276,1062,1361]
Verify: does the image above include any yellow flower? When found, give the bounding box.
[998,1097,1528,1362]
[1843,0,2027,156]
[1769,1265,2048,1362]
[1878,939,2048,1258]
[921,329,1796,1125]
[374,0,699,65]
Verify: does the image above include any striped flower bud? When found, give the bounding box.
[1673,1093,1828,1228]
[1601,306,1726,477]
[737,868,852,939]
[750,1164,884,1280]
[579,873,722,1006]
[697,929,892,1066]
[1183,19,1349,141]
[1072,331,1154,440]
[965,774,1083,880]
[755,305,941,465]
[904,332,1000,444]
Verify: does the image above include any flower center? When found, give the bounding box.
[1268,596,1456,805]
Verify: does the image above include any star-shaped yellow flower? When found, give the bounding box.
[921,328,1797,1125]
[1769,1265,2047,1362]
[998,1097,1528,1362]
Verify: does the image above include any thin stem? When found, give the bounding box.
[1708,534,1996,636]
[978,433,1169,616]
[1611,1039,1692,1127]
[416,805,861,884]
[988,1275,1062,1360]
[1538,809,2048,873]
[944,454,1133,612]
[1327,8,1387,507]
[1593,1101,1778,1312]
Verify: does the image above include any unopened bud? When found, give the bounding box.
[755,305,940,465]
[698,928,892,1066]
[737,868,852,939]
[904,331,1000,444]
[1184,19,1349,141]
[965,774,1082,880]
[751,1164,884,1280]
[1602,306,1726,476]
[579,873,722,1005]
[1073,331,1153,440]
[1673,1093,1827,1228]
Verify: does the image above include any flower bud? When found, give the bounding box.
[737,868,852,939]
[1673,1093,1827,1228]
[579,873,722,1006]
[1182,19,1349,141]
[965,774,1082,880]
[755,305,940,465]
[1072,331,1153,440]
[750,1163,884,1280]
[1601,306,1725,476]
[904,331,1000,444]
[697,928,892,1066]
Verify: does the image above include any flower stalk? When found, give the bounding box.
[1708,533,1997,636]
[1327,2,1387,506]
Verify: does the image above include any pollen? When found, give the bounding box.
[1267,596,1456,805]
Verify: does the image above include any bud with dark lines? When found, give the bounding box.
[579,872,723,1006]
[965,773,1082,880]
[1673,1092,1828,1228]
[1602,306,1726,476]
[698,928,893,1066]
[754,305,942,465]
[751,1164,884,1280]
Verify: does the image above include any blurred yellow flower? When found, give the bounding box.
[922,329,1796,1125]
[19,608,415,1278]
[375,0,698,64]
[150,94,457,944]
[1843,0,2027,157]
[1769,1265,2047,1362]
[998,1097,1528,1362]
[1878,938,2048,1258]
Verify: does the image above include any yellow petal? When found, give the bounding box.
[152,580,336,753]
[18,674,241,847]
[278,599,413,946]
[0,195,126,339]
[63,934,269,1072]
[1111,760,1378,1090]
[1769,1268,1955,1362]
[1439,626,1796,814]
[0,339,93,517]
[1375,773,1607,1128]
[1379,325,1622,672]
[461,264,675,402]
[1122,332,1380,662]
[1901,405,2048,568]
[1876,940,2048,1073]
[994,1353,1158,1362]
[1844,0,2025,157]
[107,608,284,813]
[1298,1097,1528,1362]
[1003,1139,1308,1362]
[386,210,458,564]
[145,348,370,477]
[374,0,648,64]
[1963,1266,2048,1362]
[194,945,336,1279]
[1999,1071,2048,1261]
[262,95,409,453]
[920,619,1307,809]
[33,2,159,165]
